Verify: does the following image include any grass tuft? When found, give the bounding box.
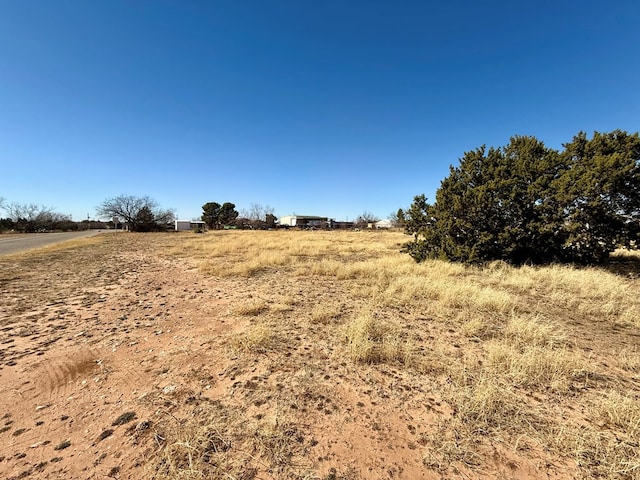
[592,391,640,438]
[616,346,640,373]
[546,425,640,478]
[231,324,282,354]
[230,299,268,316]
[343,311,411,365]
[485,341,580,392]
[311,303,343,324]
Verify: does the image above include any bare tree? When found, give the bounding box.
[4,202,42,222]
[355,211,379,227]
[245,203,275,221]
[97,195,175,232]
[237,207,250,220]
[236,203,276,229]
[5,203,65,223]
[2,202,71,232]
[248,203,262,221]
[263,204,275,219]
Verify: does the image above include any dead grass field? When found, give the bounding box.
[1,230,639,479]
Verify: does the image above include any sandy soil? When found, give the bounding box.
[0,234,637,480]
[1,238,244,479]
[0,237,476,479]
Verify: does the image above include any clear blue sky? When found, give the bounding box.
[1,1,638,222]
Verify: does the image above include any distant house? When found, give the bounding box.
[175,220,206,231]
[374,219,393,229]
[279,215,333,228]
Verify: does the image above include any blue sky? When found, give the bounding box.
[1,1,638,222]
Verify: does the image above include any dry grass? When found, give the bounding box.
[229,298,269,316]
[510,264,640,328]
[616,346,640,373]
[545,425,640,479]
[502,313,567,348]
[591,391,640,437]
[485,341,581,392]
[342,310,410,365]
[421,422,482,472]
[150,398,310,480]
[480,313,580,392]
[164,231,640,471]
[230,324,284,354]
[7,229,636,478]
[310,302,344,324]
[151,401,239,479]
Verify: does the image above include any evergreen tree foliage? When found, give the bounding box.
[265,213,277,228]
[556,130,640,262]
[201,201,239,229]
[134,206,157,232]
[404,130,640,265]
[218,202,239,226]
[201,202,221,229]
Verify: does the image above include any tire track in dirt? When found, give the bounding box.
[35,349,102,396]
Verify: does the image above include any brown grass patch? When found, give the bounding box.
[230,324,285,354]
[4,230,640,480]
[229,299,269,316]
[343,310,414,366]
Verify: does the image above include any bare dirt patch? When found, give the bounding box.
[1,232,639,479]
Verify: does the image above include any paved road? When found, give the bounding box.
[0,230,113,256]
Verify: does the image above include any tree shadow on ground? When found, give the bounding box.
[601,255,640,279]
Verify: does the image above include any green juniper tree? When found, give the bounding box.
[134,206,158,232]
[201,201,239,229]
[404,131,640,265]
[201,202,221,229]
[555,130,640,262]
[218,202,239,227]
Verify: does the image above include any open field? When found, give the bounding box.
[1,230,639,479]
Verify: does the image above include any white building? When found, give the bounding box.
[374,219,393,229]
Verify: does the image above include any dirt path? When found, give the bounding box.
[0,235,239,479]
